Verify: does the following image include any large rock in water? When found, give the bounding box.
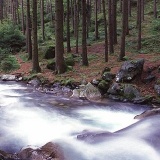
[71,82,101,101]
[116,59,144,82]
[17,142,64,160]
[134,108,160,120]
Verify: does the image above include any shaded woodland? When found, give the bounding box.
[0,0,159,76]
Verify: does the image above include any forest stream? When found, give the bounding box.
[0,81,160,160]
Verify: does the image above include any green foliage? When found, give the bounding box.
[65,54,75,66]
[0,22,25,52]
[151,19,160,34]
[0,55,20,72]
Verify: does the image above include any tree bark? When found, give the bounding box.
[40,0,45,40]
[32,0,41,72]
[119,0,128,60]
[55,0,66,74]
[102,0,108,62]
[81,0,88,66]
[137,0,142,50]
[67,0,71,52]
[26,0,32,60]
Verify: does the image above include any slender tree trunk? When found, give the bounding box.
[154,0,157,18]
[67,0,71,52]
[81,0,88,66]
[21,0,25,34]
[26,0,32,60]
[32,0,41,72]
[95,0,99,40]
[0,0,4,21]
[102,0,108,62]
[75,0,79,54]
[55,0,66,73]
[137,0,142,50]
[108,0,114,54]
[40,0,45,40]
[112,0,117,44]
[119,0,127,60]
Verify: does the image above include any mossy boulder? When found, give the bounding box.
[98,80,110,94]
[102,72,115,82]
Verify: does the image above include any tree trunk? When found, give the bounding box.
[81,0,88,66]
[102,0,108,62]
[21,0,25,34]
[112,0,117,44]
[119,0,128,60]
[95,0,99,40]
[32,0,41,72]
[55,0,66,74]
[26,0,32,60]
[137,0,142,50]
[108,0,114,54]
[40,0,45,40]
[0,0,4,21]
[154,0,157,18]
[67,0,71,52]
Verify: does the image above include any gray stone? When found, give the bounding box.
[116,59,144,82]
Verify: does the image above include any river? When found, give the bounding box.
[1,81,160,160]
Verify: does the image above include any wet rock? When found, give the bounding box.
[28,78,41,88]
[1,74,22,81]
[108,83,141,102]
[102,72,115,82]
[71,82,101,101]
[123,84,141,100]
[107,82,123,95]
[17,142,64,160]
[91,79,100,85]
[154,84,160,96]
[116,59,144,82]
[134,108,160,120]
[77,130,113,144]
[133,96,153,104]
[44,46,55,59]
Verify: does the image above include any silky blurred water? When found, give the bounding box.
[0,81,157,160]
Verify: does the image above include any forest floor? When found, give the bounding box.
[10,42,160,98]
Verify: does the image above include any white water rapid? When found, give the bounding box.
[0,81,160,160]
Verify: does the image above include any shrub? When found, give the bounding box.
[0,22,25,52]
[0,55,20,72]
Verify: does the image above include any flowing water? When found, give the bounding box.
[0,81,159,160]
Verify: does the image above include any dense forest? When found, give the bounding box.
[0,0,159,83]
